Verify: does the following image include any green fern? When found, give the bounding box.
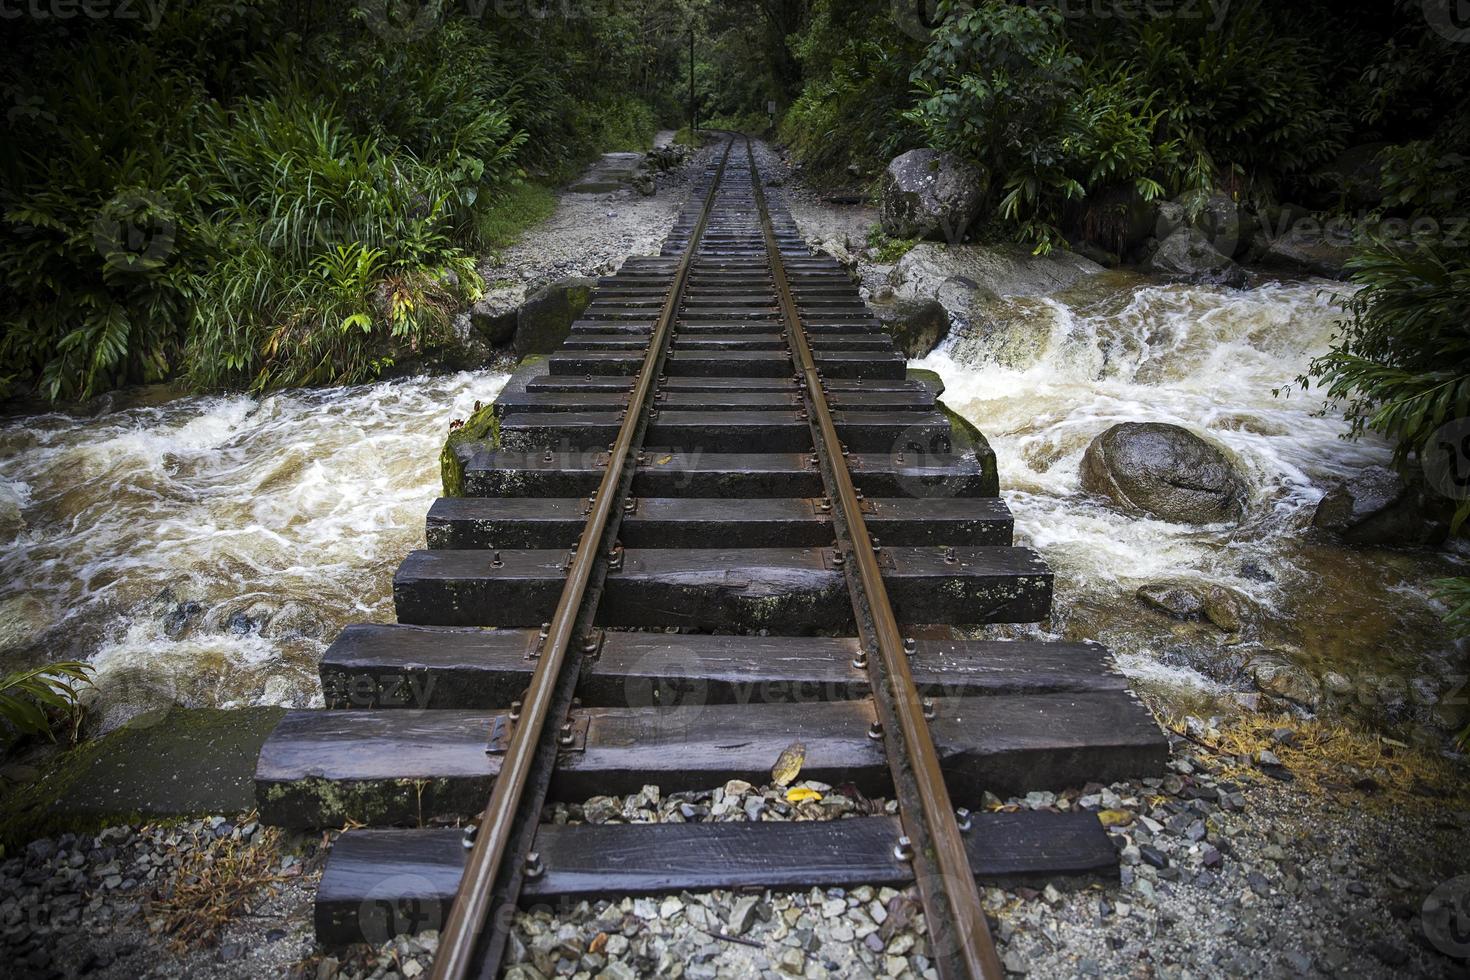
[0,662,93,743]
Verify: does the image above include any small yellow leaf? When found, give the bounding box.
[771,740,806,786]
[1096,809,1134,828]
[785,787,823,803]
[657,454,673,464]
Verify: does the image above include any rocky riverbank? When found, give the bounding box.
[5,708,1467,979]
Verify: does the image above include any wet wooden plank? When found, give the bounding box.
[394,545,1048,630]
[256,693,1165,827]
[425,496,1012,550]
[319,625,1127,710]
[497,410,815,453]
[317,812,1118,944]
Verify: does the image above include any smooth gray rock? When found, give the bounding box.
[880,149,984,242]
[1144,222,1245,286]
[1193,193,1256,260]
[1136,583,1207,619]
[1248,650,1320,710]
[1080,422,1246,524]
[468,299,518,346]
[891,243,1102,311]
[1255,231,1354,279]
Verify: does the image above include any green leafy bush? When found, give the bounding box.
[779,0,924,185]
[1303,241,1470,485]
[901,1,1344,250]
[0,4,674,403]
[186,95,486,390]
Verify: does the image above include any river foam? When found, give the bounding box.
[0,370,509,730]
[919,272,1464,729]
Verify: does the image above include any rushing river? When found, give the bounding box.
[0,370,509,732]
[1,272,1464,740]
[919,271,1467,739]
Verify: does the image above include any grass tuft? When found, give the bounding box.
[475,182,559,254]
[1162,711,1470,810]
[146,814,288,952]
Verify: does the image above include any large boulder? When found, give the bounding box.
[514,277,595,357]
[1312,464,1448,547]
[434,312,493,371]
[1191,193,1257,260]
[869,296,951,358]
[880,149,985,243]
[468,298,518,346]
[890,243,1102,313]
[1143,202,1246,286]
[1254,230,1354,279]
[1080,422,1247,524]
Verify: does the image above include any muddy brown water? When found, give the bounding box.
[1,273,1465,742]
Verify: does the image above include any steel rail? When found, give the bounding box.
[744,137,1005,980]
[430,138,737,980]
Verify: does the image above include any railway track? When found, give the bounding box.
[253,135,1168,979]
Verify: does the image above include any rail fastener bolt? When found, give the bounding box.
[894,836,914,862]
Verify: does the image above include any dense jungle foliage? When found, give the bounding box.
[0,0,697,400]
[704,0,1470,520]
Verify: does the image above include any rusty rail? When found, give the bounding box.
[429,138,736,980]
[745,137,1004,980]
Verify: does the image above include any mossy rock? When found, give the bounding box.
[514,277,595,358]
[0,707,283,850]
[906,367,946,397]
[937,397,999,496]
[871,296,950,358]
[440,400,499,498]
[901,368,996,493]
[438,355,549,497]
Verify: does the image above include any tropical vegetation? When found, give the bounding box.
[1,0,698,401]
